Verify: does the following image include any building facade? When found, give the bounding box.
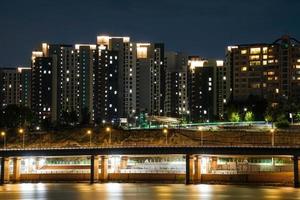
[96,36,136,123]
[187,57,227,122]
[0,67,31,109]
[31,43,96,123]
[226,35,300,102]
[164,52,189,118]
[136,43,165,116]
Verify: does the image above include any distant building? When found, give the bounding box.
[28,34,236,125]
[96,36,136,123]
[0,67,31,109]
[31,52,53,122]
[164,52,189,118]
[226,35,300,102]
[187,57,228,122]
[136,43,165,116]
[31,43,95,123]
[93,45,119,123]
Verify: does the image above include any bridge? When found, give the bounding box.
[1,145,300,187]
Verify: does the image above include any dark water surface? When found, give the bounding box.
[0,183,300,200]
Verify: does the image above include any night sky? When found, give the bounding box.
[1,0,300,67]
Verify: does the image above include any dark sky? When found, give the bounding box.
[1,0,300,67]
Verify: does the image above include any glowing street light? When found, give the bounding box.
[19,128,25,149]
[106,127,112,145]
[198,126,204,146]
[1,131,6,149]
[86,130,92,147]
[270,128,276,146]
[163,128,168,145]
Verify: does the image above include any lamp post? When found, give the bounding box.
[289,113,294,125]
[270,128,275,146]
[1,131,6,149]
[19,128,25,149]
[87,130,92,147]
[106,127,111,145]
[163,128,168,145]
[198,126,203,146]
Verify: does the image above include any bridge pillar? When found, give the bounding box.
[35,158,42,170]
[293,155,299,188]
[90,155,99,184]
[0,157,10,184]
[194,156,202,183]
[210,157,218,173]
[12,157,21,182]
[185,154,194,184]
[120,156,128,170]
[100,156,108,182]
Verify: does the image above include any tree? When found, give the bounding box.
[244,111,254,122]
[229,112,240,122]
[61,110,78,126]
[0,105,35,128]
[41,117,52,131]
[69,111,78,125]
[264,114,273,123]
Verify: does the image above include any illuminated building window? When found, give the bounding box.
[267,71,275,75]
[263,60,267,65]
[275,88,279,93]
[251,83,260,88]
[250,48,261,54]
[263,55,268,59]
[250,61,261,66]
[249,55,260,60]
[268,60,274,64]
[262,47,268,54]
[241,50,247,54]
[295,65,300,69]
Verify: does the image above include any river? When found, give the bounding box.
[0,183,299,200]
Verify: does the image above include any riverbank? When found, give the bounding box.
[3,127,300,148]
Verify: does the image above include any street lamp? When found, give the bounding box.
[198,126,204,146]
[87,130,92,147]
[270,128,275,146]
[106,127,111,145]
[1,131,6,149]
[163,128,168,145]
[19,128,25,149]
[289,113,294,125]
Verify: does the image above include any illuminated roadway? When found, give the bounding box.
[1,145,300,157]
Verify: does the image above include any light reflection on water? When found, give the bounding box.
[0,183,300,200]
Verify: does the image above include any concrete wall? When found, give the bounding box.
[200,172,293,185]
[108,173,185,182]
[20,174,90,182]
[18,172,294,185]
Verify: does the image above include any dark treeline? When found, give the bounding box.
[224,95,300,128]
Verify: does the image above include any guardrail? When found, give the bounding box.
[1,145,300,151]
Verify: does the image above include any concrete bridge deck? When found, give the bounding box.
[1,145,300,157]
[1,145,300,187]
